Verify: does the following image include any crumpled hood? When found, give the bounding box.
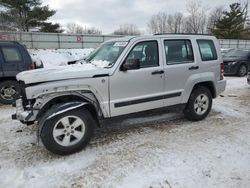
[16,63,110,84]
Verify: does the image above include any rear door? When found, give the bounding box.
[0,45,23,77]
[162,38,201,106]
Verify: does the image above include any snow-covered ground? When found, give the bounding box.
[0,77,249,188]
[28,49,94,67]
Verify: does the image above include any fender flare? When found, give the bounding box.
[37,101,88,140]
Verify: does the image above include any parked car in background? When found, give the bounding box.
[12,34,226,155]
[223,49,250,77]
[221,48,233,56]
[0,41,36,104]
[247,71,250,85]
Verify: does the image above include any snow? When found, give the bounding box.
[28,48,94,68]
[90,60,110,68]
[0,76,250,188]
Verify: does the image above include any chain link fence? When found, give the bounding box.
[1,31,250,49]
[0,31,123,49]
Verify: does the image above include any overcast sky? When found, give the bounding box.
[43,0,245,34]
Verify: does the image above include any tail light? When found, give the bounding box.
[220,63,224,80]
[28,63,35,70]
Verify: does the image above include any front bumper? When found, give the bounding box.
[12,99,34,123]
[224,64,238,75]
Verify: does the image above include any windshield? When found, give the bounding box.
[223,49,249,58]
[86,41,128,67]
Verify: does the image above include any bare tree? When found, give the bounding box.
[167,14,174,33]
[173,12,184,33]
[113,24,141,35]
[167,12,184,33]
[147,12,168,34]
[207,6,224,34]
[66,23,102,34]
[148,12,184,34]
[66,23,84,34]
[83,27,102,35]
[184,0,207,34]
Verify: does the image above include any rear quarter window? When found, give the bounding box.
[1,47,22,62]
[197,40,217,61]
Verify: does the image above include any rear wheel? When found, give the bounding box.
[0,80,20,105]
[184,86,212,121]
[40,108,95,155]
[237,64,247,77]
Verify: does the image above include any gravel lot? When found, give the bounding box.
[0,76,249,188]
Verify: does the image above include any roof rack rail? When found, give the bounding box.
[154,33,213,36]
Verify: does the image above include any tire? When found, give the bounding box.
[40,107,95,155]
[184,86,212,121]
[237,64,247,77]
[0,80,20,105]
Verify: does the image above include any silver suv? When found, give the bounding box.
[12,34,226,155]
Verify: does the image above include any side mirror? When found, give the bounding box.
[121,59,140,71]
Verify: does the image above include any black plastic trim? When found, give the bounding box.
[92,74,109,78]
[114,92,182,108]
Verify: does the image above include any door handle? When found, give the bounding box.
[189,66,199,70]
[152,70,164,75]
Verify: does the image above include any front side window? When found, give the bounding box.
[2,47,22,62]
[197,40,217,61]
[164,40,194,65]
[126,41,159,68]
[86,41,127,67]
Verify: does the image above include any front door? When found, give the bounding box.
[109,40,165,117]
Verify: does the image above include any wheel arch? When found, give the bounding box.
[36,94,102,127]
[192,81,216,98]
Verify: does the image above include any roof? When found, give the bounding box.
[0,41,21,45]
[107,34,216,43]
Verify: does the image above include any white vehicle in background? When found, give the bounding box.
[12,34,226,155]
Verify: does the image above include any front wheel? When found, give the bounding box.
[237,64,247,77]
[184,86,212,121]
[0,80,20,105]
[40,108,95,155]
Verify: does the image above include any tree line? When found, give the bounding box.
[0,0,249,39]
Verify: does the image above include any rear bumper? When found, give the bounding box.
[216,80,227,96]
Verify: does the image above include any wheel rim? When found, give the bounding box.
[0,85,17,100]
[53,115,86,147]
[194,94,209,115]
[239,65,247,76]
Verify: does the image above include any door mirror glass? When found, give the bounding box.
[121,59,140,71]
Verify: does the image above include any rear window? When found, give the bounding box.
[2,47,22,62]
[197,40,217,61]
[164,40,194,65]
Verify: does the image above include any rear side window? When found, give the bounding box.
[197,40,217,61]
[126,40,159,68]
[164,40,194,65]
[2,47,22,62]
